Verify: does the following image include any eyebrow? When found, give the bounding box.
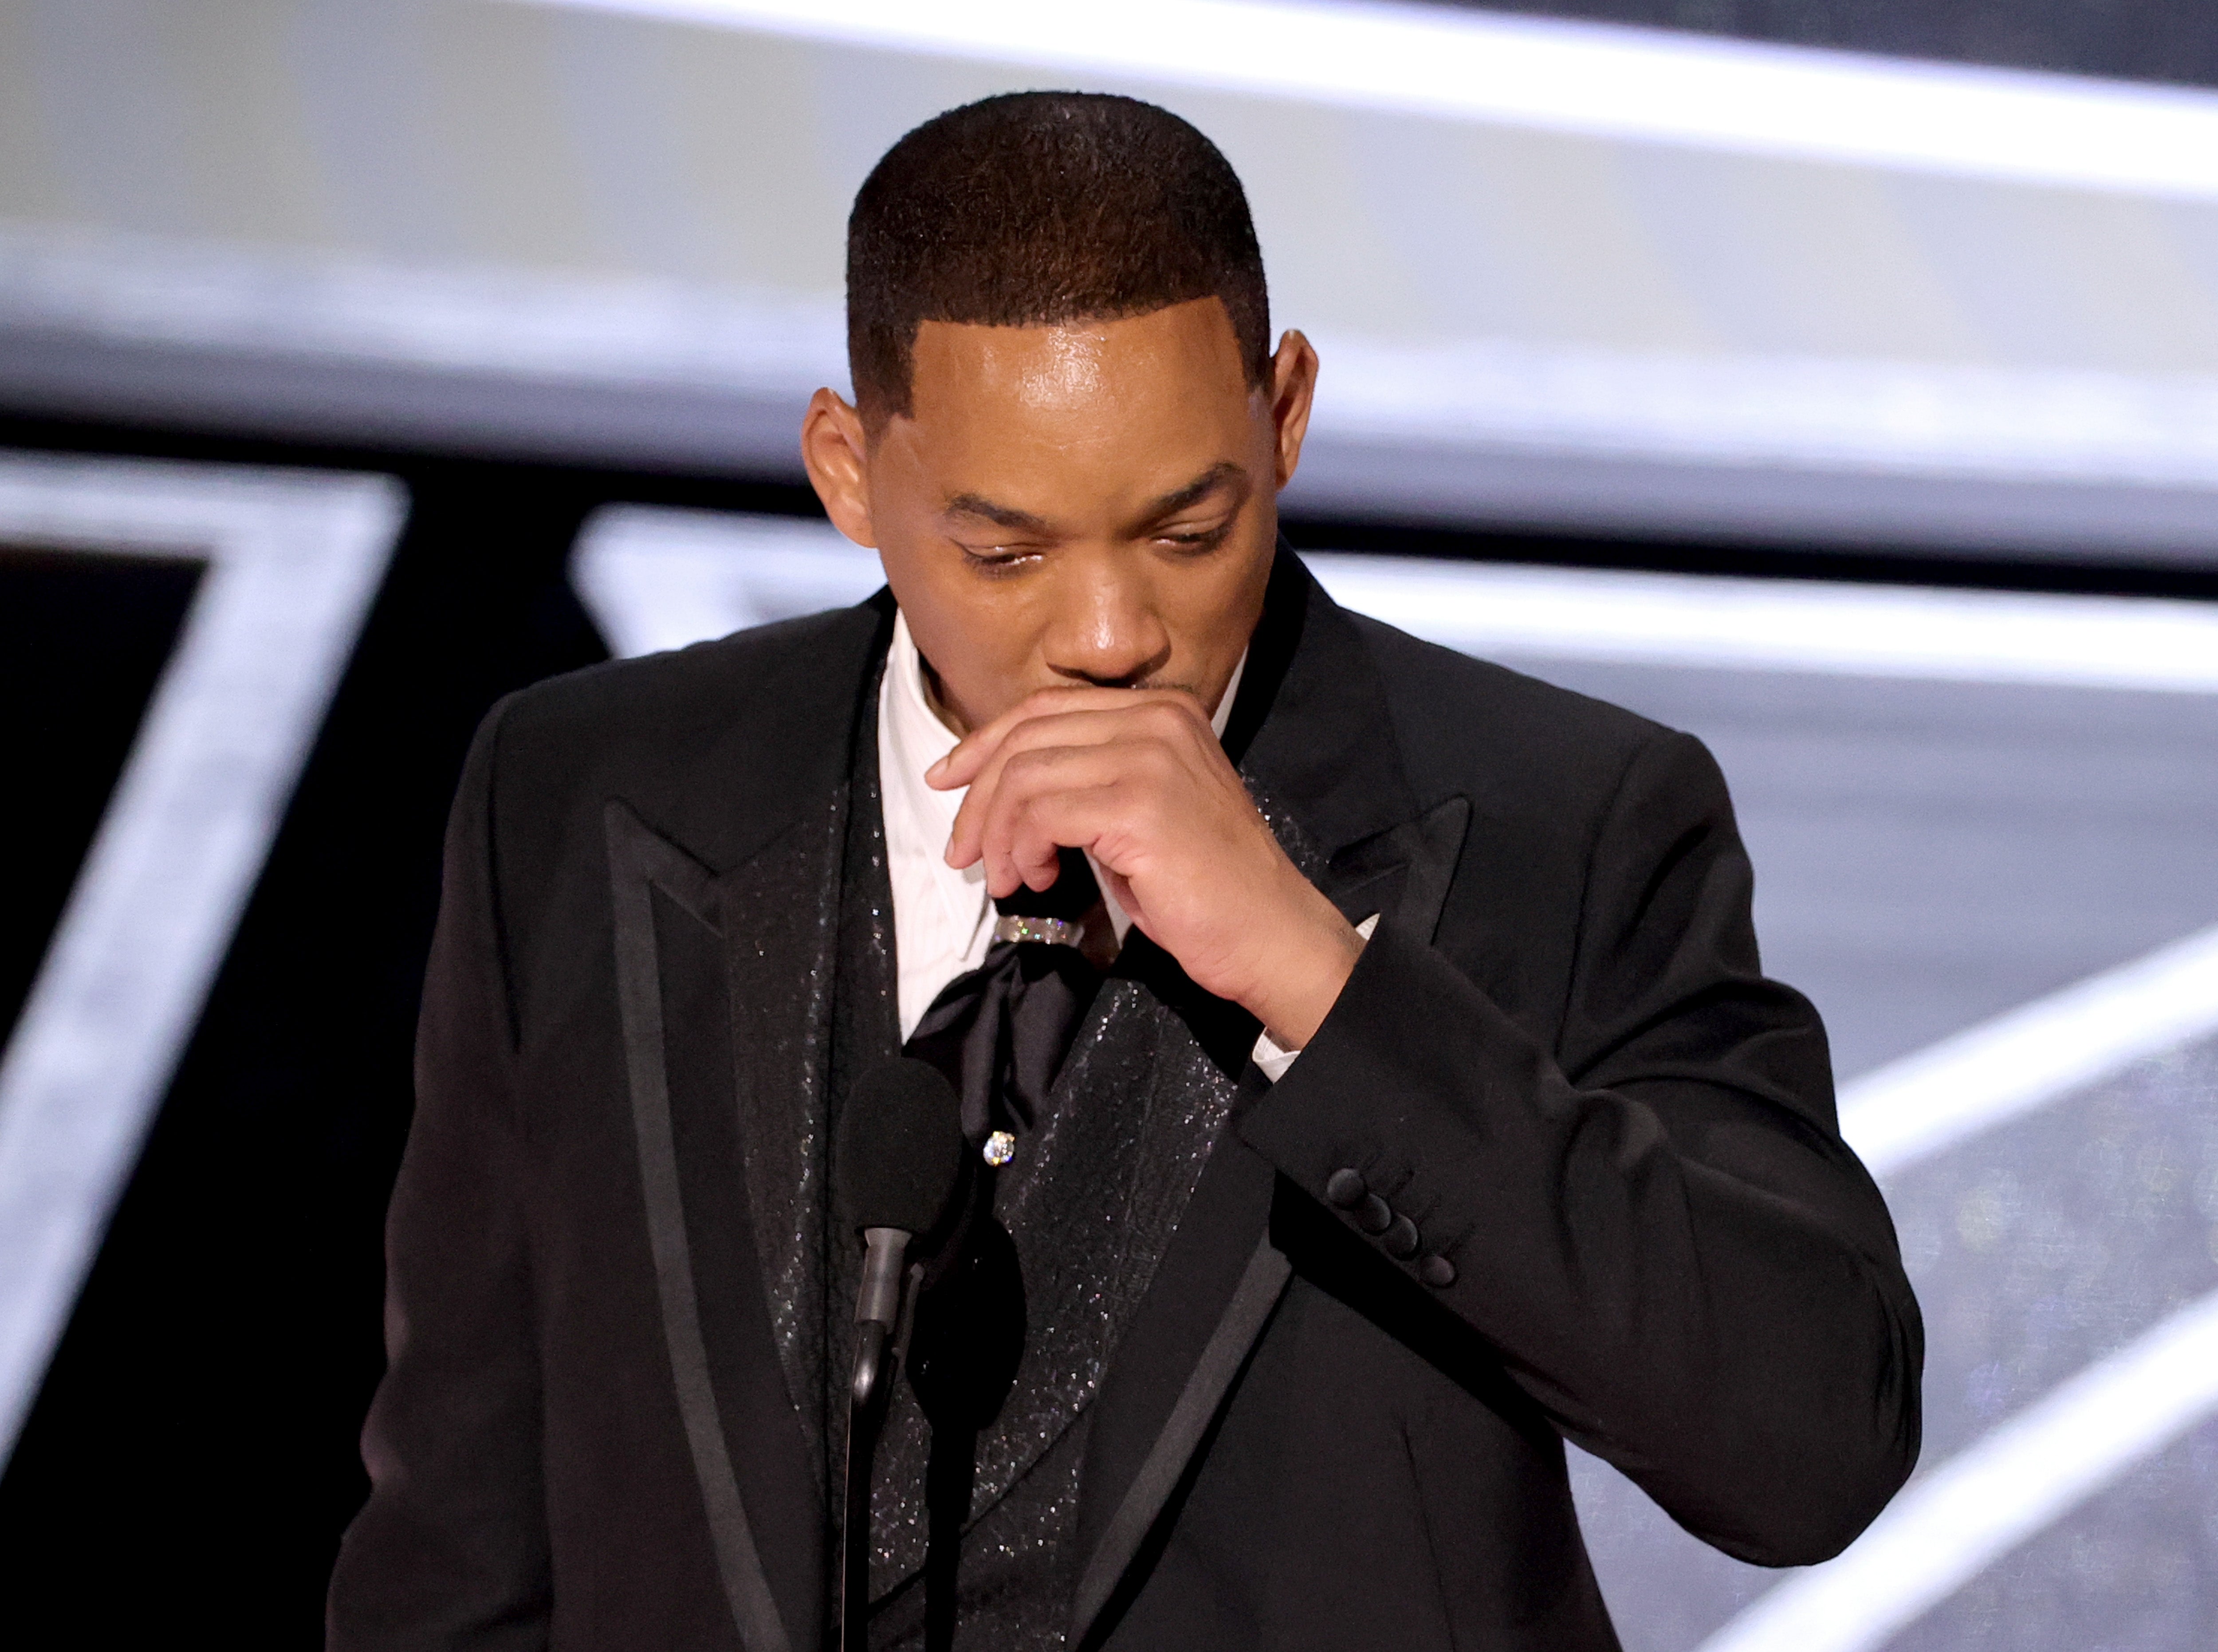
[1139,462,1245,524]
[943,493,1057,534]
[941,462,1247,538]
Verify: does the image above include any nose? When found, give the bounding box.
[1042,550,1171,688]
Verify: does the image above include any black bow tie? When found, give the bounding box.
[902,848,1104,1157]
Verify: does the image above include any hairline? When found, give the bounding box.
[856,296,1267,436]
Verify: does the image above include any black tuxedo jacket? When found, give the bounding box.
[329,551,1921,1651]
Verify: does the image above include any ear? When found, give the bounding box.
[801,387,879,547]
[1265,330,1319,490]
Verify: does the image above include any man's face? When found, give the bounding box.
[802,297,1317,733]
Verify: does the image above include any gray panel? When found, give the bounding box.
[1285,437,2218,566]
[20,325,2218,570]
[0,328,813,475]
[1571,1033,2218,1652]
[11,4,2218,555]
[1904,1421,2218,1651]
[1489,658,2218,1078]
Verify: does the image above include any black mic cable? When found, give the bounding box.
[835,1058,967,1652]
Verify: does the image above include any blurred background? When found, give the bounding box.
[4,2,2218,1646]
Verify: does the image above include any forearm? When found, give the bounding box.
[1239,924,1922,1564]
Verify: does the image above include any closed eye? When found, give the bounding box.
[1154,522,1233,554]
[958,543,1045,574]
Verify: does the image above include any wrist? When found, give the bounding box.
[1241,884,1365,1051]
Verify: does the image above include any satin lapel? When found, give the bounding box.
[608,799,820,1652]
[1067,1130,1284,1648]
[1324,795,1473,943]
[599,592,895,1651]
[720,785,848,1468]
[1067,553,1471,1648]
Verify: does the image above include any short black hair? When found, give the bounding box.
[846,92,1271,424]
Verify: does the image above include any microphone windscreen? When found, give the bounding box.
[836,1057,967,1240]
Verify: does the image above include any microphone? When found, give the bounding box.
[835,1057,967,1652]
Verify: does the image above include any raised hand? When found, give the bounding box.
[929,685,1363,1049]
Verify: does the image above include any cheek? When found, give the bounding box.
[1167,536,1274,662]
[889,558,1044,721]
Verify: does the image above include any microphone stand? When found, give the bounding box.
[842,1227,918,1652]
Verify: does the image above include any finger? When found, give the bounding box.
[928,686,1207,791]
[984,781,1137,901]
[925,686,1121,791]
[980,751,1115,895]
[944,697,1208,865]
[946,710,1133,867]
[1003,810,1066,896]
[940,702,1138,866]
[971,746,1146,894]
[972,739,1184,898]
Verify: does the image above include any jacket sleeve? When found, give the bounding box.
[1238,728,1923,1566]
[328,700,553,1649]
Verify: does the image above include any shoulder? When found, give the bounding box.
[502,603,878,754]
[476,600,887,868]
[1342,609,1692,816]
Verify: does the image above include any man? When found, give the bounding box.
[330,93,1921,1651]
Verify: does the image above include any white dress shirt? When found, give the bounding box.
[880,610,1333,1072]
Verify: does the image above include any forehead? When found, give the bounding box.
[895,299,1257,507]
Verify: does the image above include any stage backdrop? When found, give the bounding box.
[4,411,2218,1651]
[8,1,2218,1644]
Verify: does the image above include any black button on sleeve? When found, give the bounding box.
[1417,1255,1457,1289]
[1324,1168,1368,1209]
[1356,1194,1393,1235]
[1383,1215,1420,1258]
